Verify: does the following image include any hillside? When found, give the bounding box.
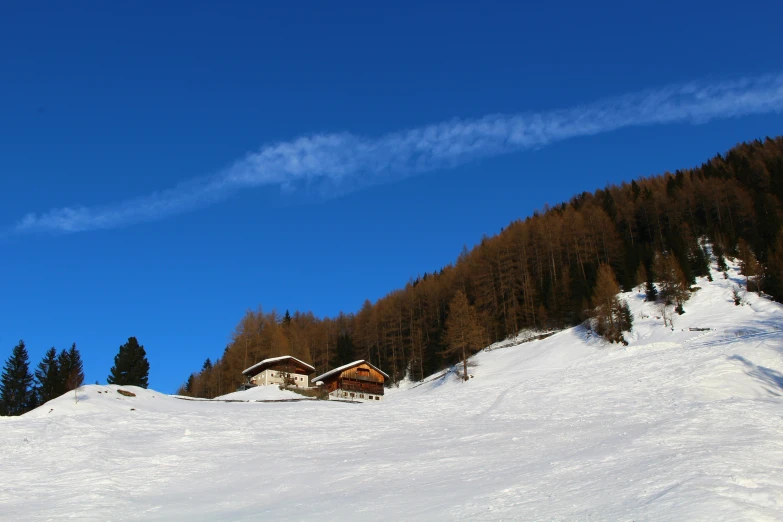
[1,259,782,519]
[183,136,783,397]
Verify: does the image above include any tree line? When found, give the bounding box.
[0,341,84,416]
[0,336,151,416]
[180,137,783,398]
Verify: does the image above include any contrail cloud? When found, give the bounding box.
[15,74,783,234]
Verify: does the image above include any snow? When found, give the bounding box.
[23,385,183,418]
[2,260,783,519]
[214,385,307,401]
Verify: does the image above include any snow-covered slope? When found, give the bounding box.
[2,260,782,520]
[214,385,306,401]
[21,382,306,420]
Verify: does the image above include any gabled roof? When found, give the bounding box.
[242,355,316,376]
[313,360,389,383]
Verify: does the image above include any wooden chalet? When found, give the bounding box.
[313,360,388,401]
[242,355,315,388]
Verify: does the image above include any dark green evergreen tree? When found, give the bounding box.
[713,242,729,272]
[202,358,212,372]
[620,301,633,333]
[690,245,711,278]
[59,343,85,392]
[185,373,195,394]
[631,180,641,200]
[0,340,36,416]
[645,279,658,302]
[107,337,150,388]
[35,347,64,404]
[283,310,292,327]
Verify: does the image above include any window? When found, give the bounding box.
[359,394,364,399]
[375,396,380,400]
[342,392,347,398]
[350,393,355,397]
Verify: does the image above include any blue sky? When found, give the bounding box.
[2,0,782,392]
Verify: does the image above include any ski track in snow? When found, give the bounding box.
[2,260,783,520]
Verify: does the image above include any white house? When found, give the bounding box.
[242,356,315,388]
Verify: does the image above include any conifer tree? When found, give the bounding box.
[107,337,150,388]
[690,244,711,278]
[591,264,632,344]
[59,343,85,392]
[737,239,761,291]
[651,252,690,325]
[635,263,648,291]
[442,290,484,381]
[645,279,658,302]
[762,233,783,300]
[713,241,729,273]
[336,332,355,366]
[35,347,64,405]
[0,340,35,416]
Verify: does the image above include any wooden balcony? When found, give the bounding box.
[339,379,384,395]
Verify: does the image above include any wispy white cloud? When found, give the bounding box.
[15,74,783,234]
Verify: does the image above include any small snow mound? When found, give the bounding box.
[24,385,174,418]
[214,385,307,401]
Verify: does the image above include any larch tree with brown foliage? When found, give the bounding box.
[591,264,632,344]
[737,238,761,292]
[652,252,690,327]
[442,290,484,381]
[654,253,690,315]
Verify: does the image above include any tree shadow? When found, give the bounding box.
[728,355,783,396]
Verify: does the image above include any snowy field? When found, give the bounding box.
[2,261,783,520]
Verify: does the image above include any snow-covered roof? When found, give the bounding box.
[312,360,389,383]
[242,355,315,376]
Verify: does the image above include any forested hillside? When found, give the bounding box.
[181,137,783,397]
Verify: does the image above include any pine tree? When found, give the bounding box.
[200,358,213,397]
[35,347,64,405]
[59,343,85,392]
[0,340,36,416]
[107,337,150,388]
[690,244,711,278]
[185,373,195,394]
[713,241,729,273]
[442,290,484,381]
[645,279,658,302]
[620,301,633,331]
